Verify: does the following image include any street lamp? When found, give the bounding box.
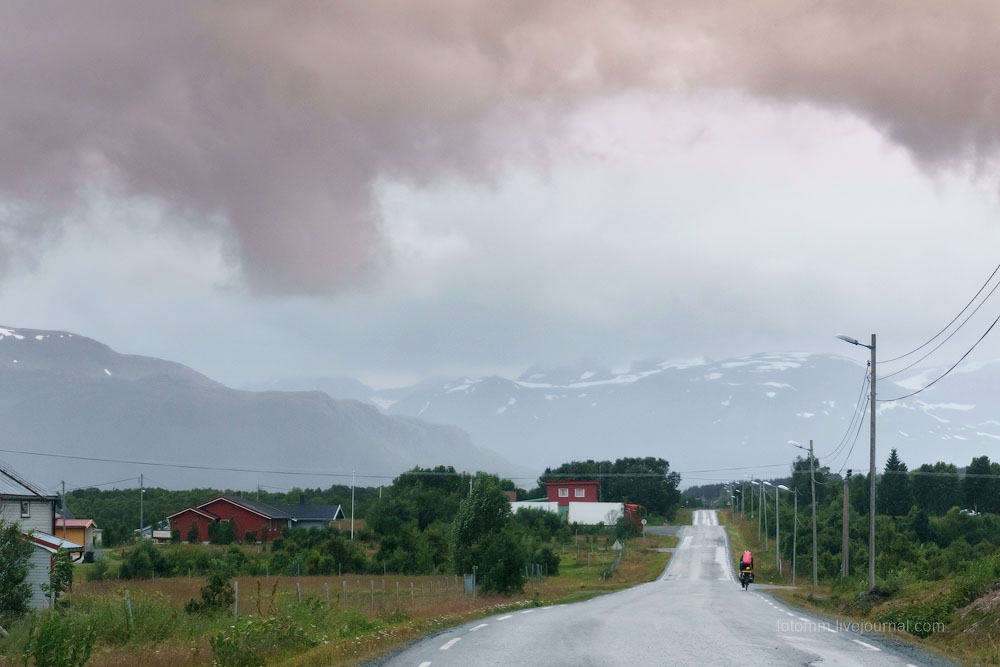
[762,481,772,551]
[776,485,791,574]
[792,440,819,587]
[838,333,877,593]
[751,480,762,540]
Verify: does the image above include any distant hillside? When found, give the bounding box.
[264,352,1000,484]
[0,326,528,491]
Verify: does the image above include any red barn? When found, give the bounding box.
[168,496,291,543]
[168,494,344,543]
[544,480,600,506]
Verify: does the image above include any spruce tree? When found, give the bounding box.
[878,449,913,516]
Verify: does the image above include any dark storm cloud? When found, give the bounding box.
[1,1,997,292]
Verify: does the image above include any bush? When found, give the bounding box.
[209,616,317,667]
[185,560,235,614]
[0,519,34,625]
[85,558,109,582]
[208,520,236,545]
[22,613,96,667]
[119,541,172,579]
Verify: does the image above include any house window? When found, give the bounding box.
[575,488,586,498]
[558,488,568,498]
[20,501,30,518]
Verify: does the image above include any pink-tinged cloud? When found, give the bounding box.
[1,1,997,292]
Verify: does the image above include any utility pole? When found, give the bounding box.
[810,440,818,587]
[837,333,877,593]
[775,485,780,573]
[762,484,768,551]
[61,481,66,541]
[757,481,762,540]
[139,473,144,538]
[792,490,798,586]
[350,470,355,541]
[868,336,877,593]
[842,469,851,577]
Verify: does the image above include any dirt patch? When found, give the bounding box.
[959,582,1000,617]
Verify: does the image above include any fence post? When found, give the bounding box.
[233,580,238,617]
[396,581,399,600]
[370,580,374,610]
[410,582,414,601]
[296,582,302,604]
[325,582,329,602]
[343,580,347,598]
[124,590,134,628]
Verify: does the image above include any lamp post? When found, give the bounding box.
[793,440,819,587]
[838,333,877,593]
[762,481,772,551]
[777,485,791,575]
[751,480,762,539]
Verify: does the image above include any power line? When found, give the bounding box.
[881,277,1000,380]
[816,368,870,461]
[882,259,1000,364]
[834,394,869,475]
[66,476,141,492]
[880,310,1000,402]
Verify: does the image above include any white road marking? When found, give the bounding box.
[470,624,488,632]
[821,625,837,634]
[419,663,432,667]
[497,615,513,620]
[440,638,461,650]
[521,609,535,614]
[852,639,880,651]
[798,617,810,622]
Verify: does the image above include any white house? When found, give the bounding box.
[0,464,84,608]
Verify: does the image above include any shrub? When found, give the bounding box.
[22,613,96,667]
[85,558,109,582]
[187,521,200,544]
[119,541,172,579]
[185,560,235,614]
[0,519,34,625]
[209,616,316,667]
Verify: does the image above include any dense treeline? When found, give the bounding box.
[528,457,682,517]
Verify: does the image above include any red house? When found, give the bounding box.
[544,480,600,506]
[168,497,287,543]
[168,495,342,543]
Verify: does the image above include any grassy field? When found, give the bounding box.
[0,534,676,667]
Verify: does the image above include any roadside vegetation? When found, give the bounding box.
[704,449,1000,664]
[0,458,680,666]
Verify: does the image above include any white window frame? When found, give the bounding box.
[575,488,586,498]
[558,487,569,498]
[20,501,30,518]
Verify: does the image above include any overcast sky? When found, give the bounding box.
[2,2,999,389]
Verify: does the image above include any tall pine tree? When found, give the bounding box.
[877,448,912,516]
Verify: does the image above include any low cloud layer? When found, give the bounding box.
[2,2,998,292]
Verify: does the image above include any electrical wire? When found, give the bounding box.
[834,394,870,475]
[881,277,1000,380]
[880,310,1000,402]
[881,259,1000,363]
[816,368,870,461]
[66,476,141,492]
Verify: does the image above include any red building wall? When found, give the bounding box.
[200,499,288,542]
[169,509,214,543]
[544,480,600,506]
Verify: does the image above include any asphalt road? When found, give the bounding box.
[383,510,952,667]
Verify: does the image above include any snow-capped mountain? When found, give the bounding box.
[345,352,1000,482]
[0,326,527,490]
